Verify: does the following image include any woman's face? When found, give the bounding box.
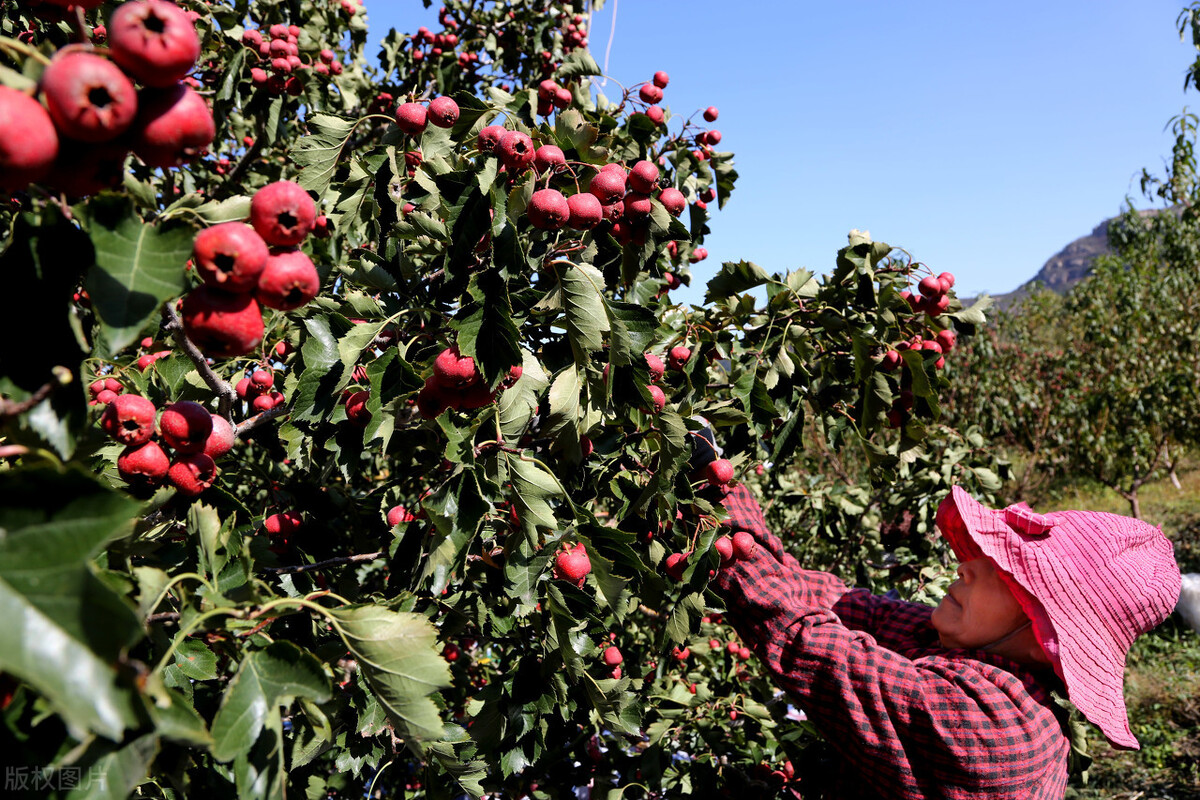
[931,557,1030,650]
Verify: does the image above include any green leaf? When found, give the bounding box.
[82,196,193,357]
[559,261,611,355]
[210,642,332,762]
[606,300,658,366]
[498,351,549,441]
[327,604,452,742]
[507,455,563,530]
[63,734,159,800]
[174,638,219,680]
[294,112,360,195]
[544,366,582,439]
[0,467,143,741]
[556,49,602,80]
[705,260,772,303]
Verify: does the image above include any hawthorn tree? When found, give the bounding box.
[0,2,998,798]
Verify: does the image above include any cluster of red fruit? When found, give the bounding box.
[901,270,956,317]
[335,0,362,17]
[634,70,671,126]
[101,395,233,497]
[410,23,460,64]
[88,376,125,406]
[558,12,589,53]
[242,22,342,96]
[395,95,461,136]
[1,0,214,195]
[415,345,522,419]
[236,367,286,413]
[182,180,321,358]
[263,510,303,553]
[535,78,574,117]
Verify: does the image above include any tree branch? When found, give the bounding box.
[234,404,290,437]
[263,551,384,575]
[161,303,238,417]
[0,367,71,419]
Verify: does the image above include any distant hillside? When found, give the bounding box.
[989,218,1115,309]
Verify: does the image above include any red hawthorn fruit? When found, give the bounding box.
[193,222,270,293]
[501,364,524,389]
[554,86,573,110]
[432,345,479,387]
[580,435,594,457]
[41,52,138,143]
[561,191,600,230]
[642,105,664,125]
[250,181,316,247]
[668,345,691,371]
[159,400,213,453]
[117,440,170,488]
[638,84,663,104]
[732,531,756,560]
[646,384,666,413]
[416,380,452,419]
[168,452,217,497]
[714,535,734,565]
[601,200,624,223]
[387,505,416,526]
[645,352,665,382]
[628,160,659,194]
[252,394,275,412]
[880,349,902,371]
[610,667,622,680]
[427,96,459,128]
[109,0,202,88]
[536,79,559,101]
[938,271,956,290]
[665,551,688,580]
[553,542,591,587]
[918,275,944,299]
[623,192,652,218]
[700,187,717,203]
[250,369,273,388]
[664,271,681,290]
[0,88,59,191]
[181,286,265,358]
[652,70,669,88]
[204,414,235,459]
[497,130,535,172]
[930,294,952,314]
[705,130,722,146]
[101,394,157,445]
[689,247,708,263]
[672,646,690,661]
[705,458,735,486]
[528,188,570,230]
[602,646,623,666]
[256,248,320,311]
[477,124,506,153]
[936,328,957,352]
[703,106,719,122]
[264,510,302,537]
[131,84,215,167]
[395,102,428,135]
[344,390,371,427]
[658,187,686,217]
[588,167,626,205]
[533,144,566,174]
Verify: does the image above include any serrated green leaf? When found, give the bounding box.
[82,196,192,357]
[327,604,452,742]
[559,261,611,355]
[705,260,772,303]
[293,112,359,194]
[210,642,332,762]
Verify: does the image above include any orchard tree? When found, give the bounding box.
[0,2,998,798]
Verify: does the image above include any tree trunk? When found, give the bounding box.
[1128,489,1141,520]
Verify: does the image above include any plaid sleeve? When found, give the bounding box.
[712,483,1069,797]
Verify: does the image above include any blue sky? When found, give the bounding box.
[367,1,1196,303]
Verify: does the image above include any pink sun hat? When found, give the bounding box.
[935,486,1181,750]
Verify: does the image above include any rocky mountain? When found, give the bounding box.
[989,217,1115,309]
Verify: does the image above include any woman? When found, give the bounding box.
[710,482,1181,798]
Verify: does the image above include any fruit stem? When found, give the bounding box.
[0,36,52,67]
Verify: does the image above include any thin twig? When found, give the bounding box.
[161,304,237,417]
[0,367,71,419]
[234,404,290,437]
[147,612,181,625]
[263,551,384,575]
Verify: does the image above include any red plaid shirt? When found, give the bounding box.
[711,483,1069,799]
